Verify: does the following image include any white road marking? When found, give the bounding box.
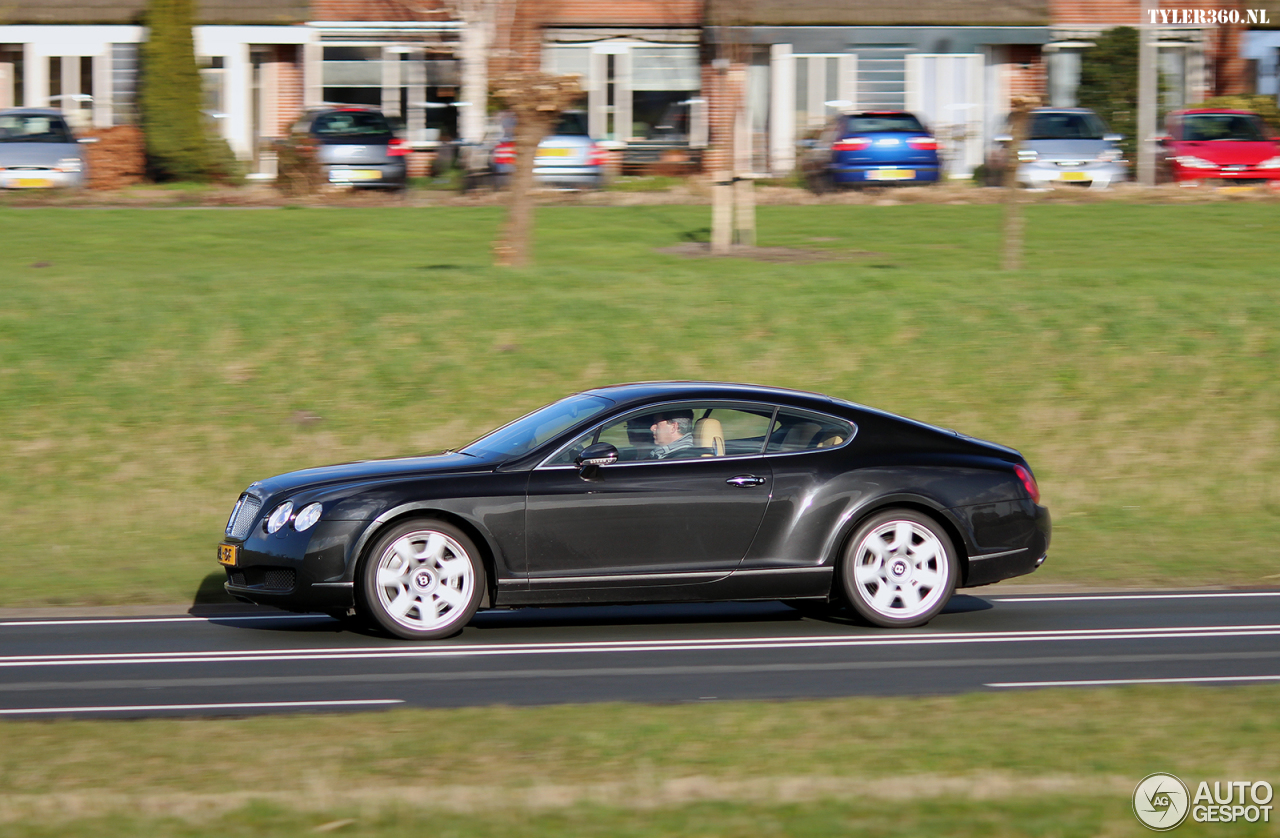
[1,624,1278,670]
[987,675,1280,688]
[0,614,326,628]
[0,699,403,715]
[992,591,1280,603]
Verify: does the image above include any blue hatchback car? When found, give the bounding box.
[805,111,941,190]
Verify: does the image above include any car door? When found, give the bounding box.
[523,402,776,584]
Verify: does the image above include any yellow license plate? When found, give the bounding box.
[868,169,914,181]
[1059,171,1088,182]
[538,148,571,158]
[218,543,239,567]
[330,169,381,182]
[14,178,52,188]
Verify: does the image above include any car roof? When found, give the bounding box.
[1029,107,1099,114]
[1171,108,1258,116]
[581,380,840,411]
[0,108,68,117]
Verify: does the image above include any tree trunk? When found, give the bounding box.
[1002,100,1033,272]
[494,111,549,268]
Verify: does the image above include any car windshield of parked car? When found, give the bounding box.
[0,114,72,143]
[844,114,925,134]
[1180,113,1267,142]
[312,111,393,138]
[461,394,615,459]
[1028,112,1107,141]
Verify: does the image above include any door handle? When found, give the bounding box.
[726,475,766,487]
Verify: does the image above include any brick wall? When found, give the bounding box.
[1008,44,1048,100]
[544,0,701,27]
[312,0,450,21]
[274,44,304,136]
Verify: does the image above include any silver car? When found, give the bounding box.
[492,111,606,189]
[996,108,1127,189]
[0,108,92,189]
[305,107,408,189]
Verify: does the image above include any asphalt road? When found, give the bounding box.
[1,590,1278,718]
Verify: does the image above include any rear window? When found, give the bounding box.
[844,114,925,135]
[554,112,589,136]
[0,114,73,144]
[1028,112,1108,141]
[311,110,393,138]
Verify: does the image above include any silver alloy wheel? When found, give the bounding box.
[373,529,477,634]
[847,516,951,624]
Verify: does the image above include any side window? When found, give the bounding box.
[766,409,854,453]
[547,403,775,465]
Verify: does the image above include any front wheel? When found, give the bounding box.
[359,520,485,640]
[839,510,958,628]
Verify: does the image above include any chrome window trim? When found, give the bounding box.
[731,566,833,575]
[526,571,725,584]
[535,399,857,470]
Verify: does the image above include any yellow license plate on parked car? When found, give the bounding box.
[218,543,239,567]
[868,169,914,181]
[13,178,52,188]
[538,148,571,158]
[1059,171,1088,182]
[330,169,381,182]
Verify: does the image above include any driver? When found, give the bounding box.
[649,409,694,459]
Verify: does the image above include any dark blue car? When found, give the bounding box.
[805,111,941,190]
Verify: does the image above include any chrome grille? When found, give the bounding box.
[225,493,262,540]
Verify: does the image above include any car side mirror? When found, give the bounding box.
[993,134,1013,144]
[1103,134,1123,143]
[575,442,618,480]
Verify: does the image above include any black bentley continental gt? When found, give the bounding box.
[219,382,1050,639]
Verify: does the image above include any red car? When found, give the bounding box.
[1159,108,1280,186]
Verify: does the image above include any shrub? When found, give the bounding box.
[139,0,212,181]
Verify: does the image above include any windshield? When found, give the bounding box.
[0,114,73,144]
[461,394,614,459]
[1028,112,1108,140]
[1180,113,1267,142]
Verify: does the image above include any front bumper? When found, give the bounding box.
[832,164,940,185]
[219,519,365,612]
[1019,161,1125,189]
[0,168,85,189]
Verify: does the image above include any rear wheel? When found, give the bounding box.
[839,509,958,628]
[359,520,485,640]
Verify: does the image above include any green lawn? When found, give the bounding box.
[1,203,1278,606]
[2,687,1278,836]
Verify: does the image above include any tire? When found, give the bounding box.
[839,509,958,628]
[358,520,486,640]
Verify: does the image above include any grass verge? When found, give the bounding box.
[0,203,1277,606]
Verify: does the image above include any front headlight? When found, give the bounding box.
[266,501,293,534]
[1257,156,1280,169]
[56,157,83,173]
[294,502,323,532]
[1176,155,1217,170]
[1017,149,1038,163]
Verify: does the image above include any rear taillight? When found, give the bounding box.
[588,143,608,167]
[493,141,515,166]
[1013,465,1041,505]
[907,136,938,150]
[833,137,872,152]
[386,137,411,157]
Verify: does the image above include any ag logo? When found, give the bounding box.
[1134,773,1190,830]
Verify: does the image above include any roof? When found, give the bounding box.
[0,0,309,25]
[708,0,1050,27]
[583,381,840,411]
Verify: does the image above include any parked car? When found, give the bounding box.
[491,111,607,189]
[1158,108,1280,186]
[803,111,941,190]
[0,108,93,189]
[218,381,1050,639]
[303,107,408,189]
[991,108,1126,189]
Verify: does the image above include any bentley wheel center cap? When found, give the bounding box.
[889,558,910,579]
[413,570,436,591]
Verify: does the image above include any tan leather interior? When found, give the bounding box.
[694,417,725,456]
[817,434,845,448]
[781,421,821,450]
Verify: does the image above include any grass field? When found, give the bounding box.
[2,686,1278,836]
[1,202,1278,606]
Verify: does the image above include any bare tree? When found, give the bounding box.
[705,0,756,254]
[1002,94,1039,271]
